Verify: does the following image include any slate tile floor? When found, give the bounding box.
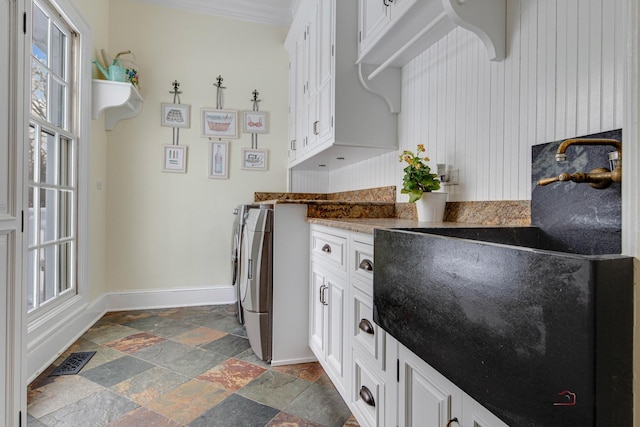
[27,305,359,427]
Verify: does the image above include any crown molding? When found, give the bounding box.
[132,0,293,27]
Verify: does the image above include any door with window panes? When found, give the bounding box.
[28,0,78,316]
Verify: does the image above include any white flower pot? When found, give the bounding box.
[415,192,447,222]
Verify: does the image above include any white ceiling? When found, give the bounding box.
[132,0,297,27]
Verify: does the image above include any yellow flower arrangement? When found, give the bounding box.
[399,144,441,202]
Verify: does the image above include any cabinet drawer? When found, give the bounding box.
[352,237,374,287]
[352,283,384,369]
[352,351,386,427]
[312,229,347,270]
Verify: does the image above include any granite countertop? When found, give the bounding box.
[257,199,393,206]
[253,188,531,232]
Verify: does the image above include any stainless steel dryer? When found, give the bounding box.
[240,207,273,362]
[231,204,257,324]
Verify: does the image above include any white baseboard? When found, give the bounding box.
[105,285,236,311]
[27,285,236,383]
[270,355,318,367]
[27,294,107,383]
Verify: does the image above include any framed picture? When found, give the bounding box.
[242,111,269,134]
[209,141,229,179]
[201,108,238,139]
[161,103,191,128]
[162,145,187,173]
[241,148,268,171]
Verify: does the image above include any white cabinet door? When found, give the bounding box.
[315,0,333,146]
[352,350,387,427]
[288,56,297,162]
[325,271,345,378]
[388,0,415,21]
[304,0,319,149]
[358,0,415,60]
[306,92,319,151]
[306,0,319,98]
[358,0,389,56]
[294,34,308,157]
[398,346,463,427]
[309,262,347,394]
[309,264,326,356]
[286,0,398,170]
[309,226,349,396]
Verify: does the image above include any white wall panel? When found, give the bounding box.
[304,0,624,201]
[291,170,331,193]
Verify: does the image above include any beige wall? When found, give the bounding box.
[104,0,289,292]
[71,0,110,300]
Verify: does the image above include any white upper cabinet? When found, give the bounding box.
[358,0,389,56]
[356,0,506,112]
[285,0,398,172]
[358,0,506,70]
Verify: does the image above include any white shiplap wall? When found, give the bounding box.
[292,0,624,201]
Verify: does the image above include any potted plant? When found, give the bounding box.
[399,144,447,221]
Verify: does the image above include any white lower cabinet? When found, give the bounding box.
[398,345,462,427]
[398,344,509,427]
[309,225,508,427]
[352,349,388,427]
[309,262,347,393]
[347,232,396,427]
[309,226,349,396]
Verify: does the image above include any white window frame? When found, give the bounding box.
[27,0,78,315]
[25,0,91,381]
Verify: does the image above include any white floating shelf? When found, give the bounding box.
[91,79,143,130]
[357,0,506,113]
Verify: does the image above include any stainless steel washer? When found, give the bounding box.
[231,204,257,324]
[240,207,273,362]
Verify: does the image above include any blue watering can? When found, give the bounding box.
[92,58,127,82]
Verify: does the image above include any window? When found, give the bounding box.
[27,0,78,315]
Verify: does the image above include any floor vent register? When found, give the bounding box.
[49,351,97,376]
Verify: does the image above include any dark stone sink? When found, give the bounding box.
[373,227,633,427]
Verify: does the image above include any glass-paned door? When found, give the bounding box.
[27,0,78,315]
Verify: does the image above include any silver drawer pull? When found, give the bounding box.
[358,319,374,334]
[321,244,332,254]
[358,259,373,271]
[359,386,375,407]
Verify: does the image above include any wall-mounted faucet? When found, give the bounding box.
[537,138,622,189]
